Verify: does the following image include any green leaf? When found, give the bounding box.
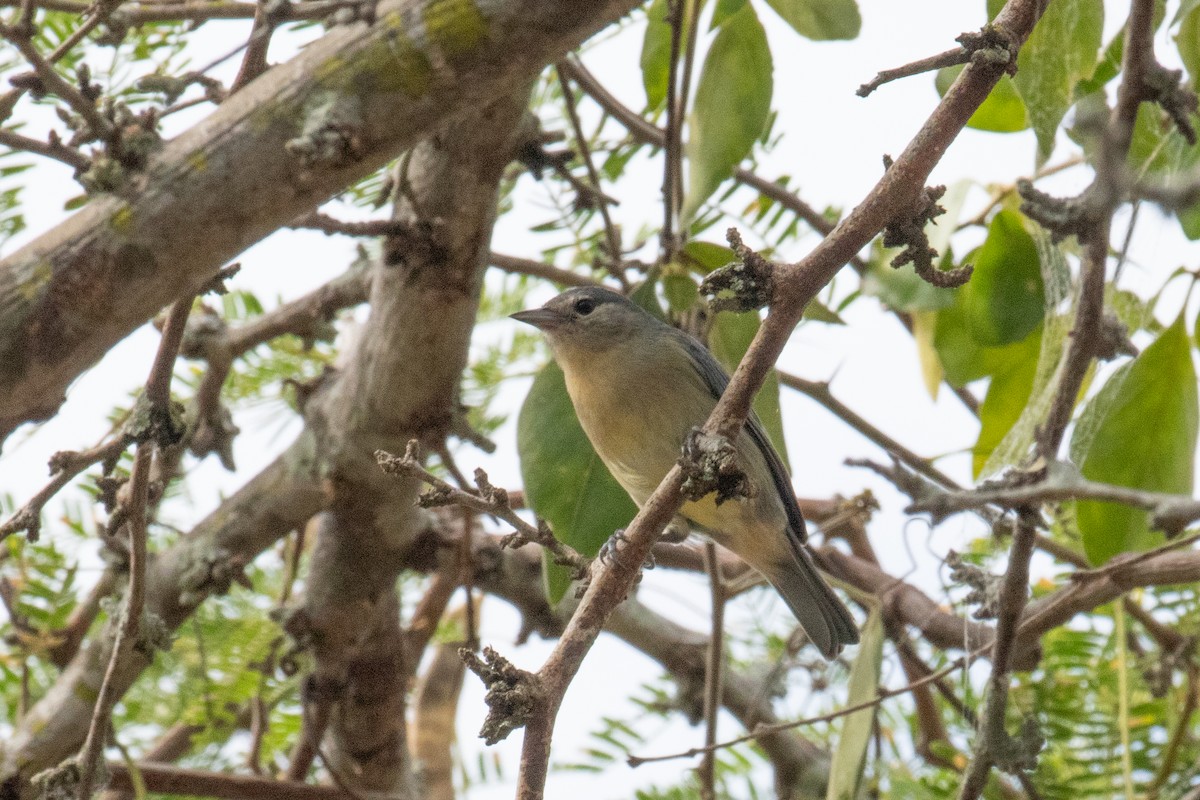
[935,66,1029,132]
[630,279,668,321]
[978,231,1075,477]
[1124,103,1200,237]
[825,609,883,800]
[517,362,638,603]
[707,311,789,469]
[641,0,672,110]
[663,272,699,312]
[1008,0,1103,163]
[1073,318,1198,565]
[680,240,736,273]
[1177,0,1200,84]
[683,3,773,222]
[802,298,844,325]
[711,0,749,29]
[973,328,1042,477]
[958,209,1044,347]
[764,0,861,41]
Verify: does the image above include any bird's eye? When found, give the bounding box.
[574,298,596,316]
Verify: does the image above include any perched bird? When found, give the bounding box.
[512,286,859,658]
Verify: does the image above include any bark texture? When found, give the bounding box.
[0,0,640,445]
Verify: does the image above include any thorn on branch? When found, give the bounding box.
[459,645,542,745]
[127,391,187,449]
[992,714,1044,775]
[880,160,972,288]
[1016,179,1100,242]
[946,550,1005,620]
[698,228,776,314]
[679,429,753,505]
[1144,62,1198,145]
[200,263,241,296]
[1094,312,1138,361]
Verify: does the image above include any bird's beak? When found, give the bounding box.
[510,308,565,330]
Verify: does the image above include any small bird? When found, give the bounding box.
[512,286,858,658]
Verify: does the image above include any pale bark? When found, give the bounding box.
[0,0,640,445]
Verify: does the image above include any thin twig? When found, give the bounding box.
[2,25,113,141]
[0,436,127,542]
[376,442,588,574]
[779,371,959,489]
[555,65,626,286]
[630,642,993,766]
[858,46,971,97]
[1035,0,1156,460]
[907,460,1200,535]
[698,541,724,799]
[489,252,603,288]
[77,298,192,800]
[0,127,91,170]
[956,512,1039,800]
[660,0,684,258]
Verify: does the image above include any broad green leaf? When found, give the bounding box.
[1069,361,1133,467]
[641,0,672,110]
[708,311,789,469]
[711,0,749,29]
[1075,4,1163,96]
[825,609,883,800]
[1177,0,1200,84]
[680,240,736,273]
[663,272,700,312]
[683,3,773,222]
[517,362,638,603]
[1006,0,1103,163]
[1074,318,1198,565]
[861,246,958,314]
[935,66,1029,132]
[959,209,1044,347]
[979,231,1075,477]
[630,278,668,321]
[973,328,1041,477]
[765,0,861,41]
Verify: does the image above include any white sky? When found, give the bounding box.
[1,0,1198,796]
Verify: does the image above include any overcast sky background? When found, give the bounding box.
[2,0,1197,795]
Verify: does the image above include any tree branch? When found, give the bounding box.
[514,2,1047,795]
[0,0,645,446]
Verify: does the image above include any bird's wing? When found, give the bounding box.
[672,330,808,546]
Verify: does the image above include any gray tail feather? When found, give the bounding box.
[766,548,859,660]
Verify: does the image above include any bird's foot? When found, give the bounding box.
[598,528,656,571]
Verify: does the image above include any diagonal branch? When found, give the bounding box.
[0,0,645,446]
[514,2,1048,796]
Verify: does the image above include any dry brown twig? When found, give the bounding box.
[76,297,192,800]
[375,441,588,577]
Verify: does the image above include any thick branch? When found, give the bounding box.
[0,0,643,446]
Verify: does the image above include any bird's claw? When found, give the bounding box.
[598,528,656,571]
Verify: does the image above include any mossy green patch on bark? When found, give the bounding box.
[423,0,488,62]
